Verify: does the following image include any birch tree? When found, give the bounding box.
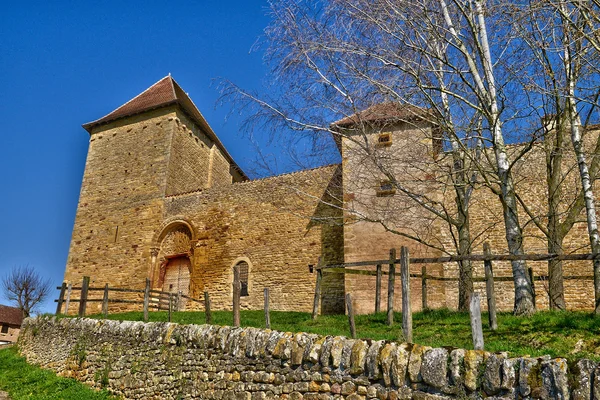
[223,0,540,314]
[551,0,600,313]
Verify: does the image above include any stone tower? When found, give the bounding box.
[64,76,246,291]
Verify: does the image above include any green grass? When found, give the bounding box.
[0,346,117,400]
[84,308,600,361]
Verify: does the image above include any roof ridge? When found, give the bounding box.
[164,163,340,199]
[84,76,173,128]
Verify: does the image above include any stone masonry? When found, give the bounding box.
[64,75,600,316]
[64,76,344,315]
[19,316,600,400]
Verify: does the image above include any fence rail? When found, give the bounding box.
[54,277,205,322]
[309,242,600,349]
[318,251,600,270]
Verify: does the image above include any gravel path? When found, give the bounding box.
[0,391,10,400]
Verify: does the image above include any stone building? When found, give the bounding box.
[63,75,598,315]
[0,304,23,344]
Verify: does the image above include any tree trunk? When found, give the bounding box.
[457,216,473,311]
[545,118,566,310]
[562,13,600,313]
[569,111,600,314]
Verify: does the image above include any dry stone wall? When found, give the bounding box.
[19,316,600,400]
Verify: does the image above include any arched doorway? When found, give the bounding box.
[151,218,196,310]
[162,256,191,309]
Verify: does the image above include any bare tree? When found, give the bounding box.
[2,266,51,318]
[223,0,543,314]
[510,0,600,312]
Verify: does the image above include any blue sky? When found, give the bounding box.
[0,1,275,314]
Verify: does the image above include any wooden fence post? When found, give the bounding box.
[78,276,90,318]
[55,282,66,315]
[143,278,150,322]
[176,290,182,312]
[469,293,484,350]
[233,264,241,327]
[401,246,413,343]
[528,267,536,308]
[421,265,428,311]
[346,293,356,339]
[387,249,396,326]
[375,264,382,314]
[312,259,323,320]
[204,291,212,324]
[102,283,109,318]
[264,288,271,329]
[64,283,72,315]
[483,242,497,331]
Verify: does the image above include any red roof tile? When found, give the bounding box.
[82,75,247,180]
[332,103,436,128]
[0,305,23,326]
[83,76,180,132]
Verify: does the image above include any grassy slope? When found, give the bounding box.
[88,308,600,361]
[0,346,116,400]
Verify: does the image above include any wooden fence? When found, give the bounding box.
[53,270,271,329]
[311,243,600,348]
[54,277,205,322]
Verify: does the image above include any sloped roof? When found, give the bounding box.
[0,305,23,326]
[82,76,247,180]
[332,103,437,128]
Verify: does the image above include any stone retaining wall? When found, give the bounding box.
[17,317,600,399]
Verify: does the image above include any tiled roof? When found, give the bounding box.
[332,103,436,128]
[0,304,23,326]
[82,75,247,180]
[83,76,184,132]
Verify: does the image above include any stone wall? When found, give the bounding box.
[64,107,176,295]
[64,102,344,316]
[19,316,599,400]
[163,164,345,315]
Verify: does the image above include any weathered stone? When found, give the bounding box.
[483,353,503,395]
[330,383,341,394]
[500,358,516,391]
[349,341,368,375]
[379,343,396,386]
[572,359,596,400]
[340,339,356,371]
[463,350,485,392]
[448,349,465,387]
[346,394,365,400]
[540,358,569,400]
[308,337,326,364]
[420,348,448,389]
[391,343,409,387]
[519,357,540,397]
[330,337,345,369]
[366,340,384,379]
[319,337,333,368]
[410,391,451,400]
[341,381,356,395]
[408,344,430,383]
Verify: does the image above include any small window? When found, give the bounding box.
[237,261,249,297]
[1,325,8,334]
[376,180,396,197]
[377,132,393,147]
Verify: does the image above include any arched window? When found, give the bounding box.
[237,261,249,297]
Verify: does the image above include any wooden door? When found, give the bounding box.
[162,257,191,309]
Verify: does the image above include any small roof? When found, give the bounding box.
[332,103,436,128]
[0,304,23,326]
[83,75,247,180]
